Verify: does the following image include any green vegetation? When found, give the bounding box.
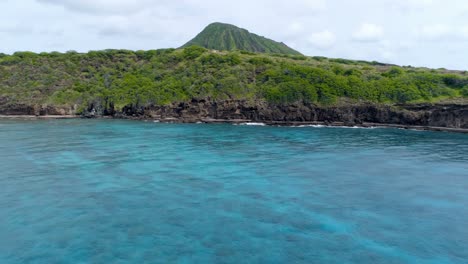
[0,46,467,114]
[182,22,302,55]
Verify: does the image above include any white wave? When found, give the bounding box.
[398,127,424,132]
[294,124,378,129]
[239,122,266,126]
[330,126,378,129]
[296,125,326,128]
[153,120,160,123]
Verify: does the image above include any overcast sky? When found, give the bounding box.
[1,0,467,69]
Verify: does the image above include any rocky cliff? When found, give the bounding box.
[116,100,468,129]
[1,98,467,129]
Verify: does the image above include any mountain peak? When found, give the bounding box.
[206,22,239,28]
[182,22,302,55]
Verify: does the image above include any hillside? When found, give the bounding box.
[0,47,467,117]
[182,22,302,55]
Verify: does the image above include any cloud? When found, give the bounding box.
[385,0,437,12]
[289,22,305,34]
[419,24,468,41]
[92,14,183,41]
[462,25,468,38]
[380,50,394,60]
[38,0,327,16]
[403,0,436,8]
[0,0,462,69]
[36,0,154,14]
[301,0,327,11]
[97,16,131,36]
[352,23,384,42]
[420,24,452,39]
[0,23,34,35]
[308,30,336,49]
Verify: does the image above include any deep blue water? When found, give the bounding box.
[0,119,467,264]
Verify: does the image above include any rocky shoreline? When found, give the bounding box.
[1,115,467,133]
[1,100,467,133]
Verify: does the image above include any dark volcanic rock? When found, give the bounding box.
[0,98,76,116]
[115,100,468,129]
[1,97,467,129]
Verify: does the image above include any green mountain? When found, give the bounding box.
[182,22,302,55]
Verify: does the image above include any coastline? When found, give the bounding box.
[1,114,467,134]
[0,115,78,119]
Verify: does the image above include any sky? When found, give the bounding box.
[1,0,467,70]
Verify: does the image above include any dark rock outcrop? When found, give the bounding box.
[0,97,76,116]
[1,97,467,129]
[116,100,467,129]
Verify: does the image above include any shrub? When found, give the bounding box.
[182,46,207,59]
[462,86,468,97]
[383,67,404,78]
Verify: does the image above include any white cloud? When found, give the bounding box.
[462,25,468,39]
[352,23,384,42]
[308,30,336,49]
[0,23,34,35]
[462,5,468,16]
[0,0,463,69]
[36,0,154,14]
[419,24,468,41]
[289,22,305,34]
[404,0,436,8]
[302,0,327,11]
[380,50,394,60]
[97,16,131,36]
[420,24,452,39]
[385,0,437,12]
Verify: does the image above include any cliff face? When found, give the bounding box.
[1,98,467,129]
[116,100,468,129]
[0,103,76,116]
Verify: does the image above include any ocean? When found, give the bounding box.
[0,119,467,263]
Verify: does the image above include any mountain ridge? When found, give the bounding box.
[182,22,302,55]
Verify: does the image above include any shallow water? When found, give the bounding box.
[0,119,467,263]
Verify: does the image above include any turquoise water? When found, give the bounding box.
[0,120,467,264]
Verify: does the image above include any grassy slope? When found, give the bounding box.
[182,22,302,56]
[0,47,467,114]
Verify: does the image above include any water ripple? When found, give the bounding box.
[0,119,467,263]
